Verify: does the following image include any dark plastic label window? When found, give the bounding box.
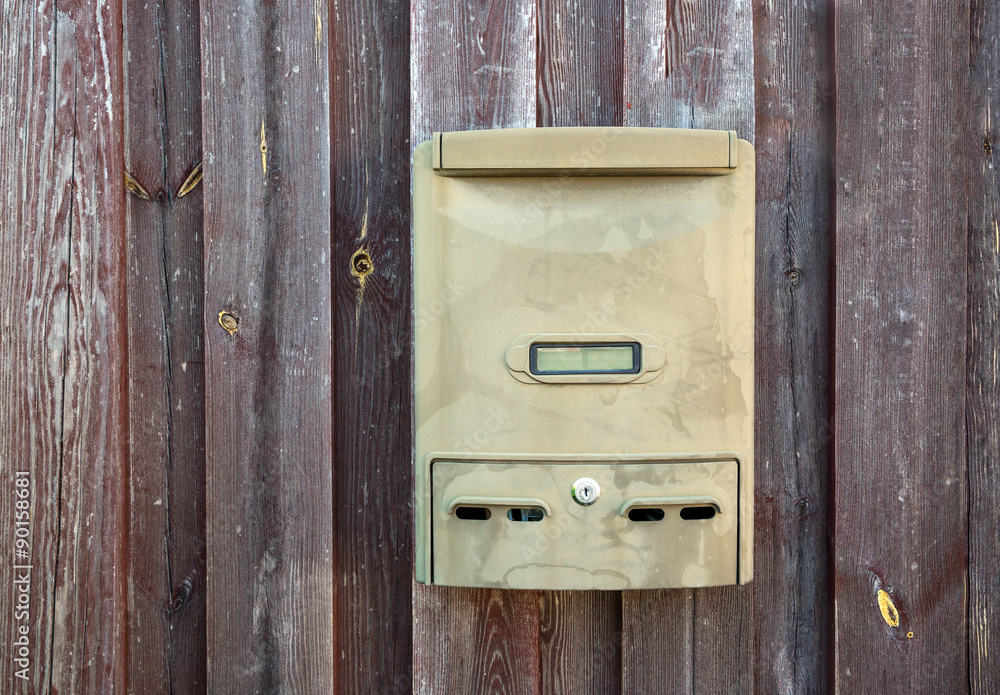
[529,342,641,375]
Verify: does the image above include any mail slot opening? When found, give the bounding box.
[455,506,492,521]
[507,507,545,522]
[627,508,666,522]
[680,506,717,521]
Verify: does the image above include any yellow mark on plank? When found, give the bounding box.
[125,171,151,200]
[877,589,899,628]
[218,311,239,336]
[359,171,370,240]
[350,248,373,350]
[907,631,914,639]
[314,0,323,62]
[177,161,203,198]
[260,120,268,175]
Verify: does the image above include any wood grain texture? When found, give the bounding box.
[330,0,413,692]
[200,0,334,690]
[124,0,206,692]
[0,7,65,689]
[0,0,128,692]
[415,588,541,695]
[410,1,541,693]
[968,0,998,691]
[620,1,754,692]
[537,0,623,127]
[621,591,694,694]
[752,1,832,693]
[539,591,621,695]
[410,0,536,146]
[623,0,754,133]
[832,2,969,691]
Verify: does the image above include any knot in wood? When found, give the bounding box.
[218,311,239,335]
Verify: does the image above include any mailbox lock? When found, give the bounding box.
[571,477,601,506]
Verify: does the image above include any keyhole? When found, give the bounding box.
[571,477,601,506]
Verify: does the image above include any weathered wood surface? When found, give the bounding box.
[751,1,832,693]
[123,0,206,691]
[537,0,623,128]
[0,0,128,692]
[620,1,754,692]
[832,2,970,692]
[416,589,542,695]
[411,1,543,693]
[968,0,999,691]
[330,0,413,692]
[200,0,334,690]
[46,3,130,688]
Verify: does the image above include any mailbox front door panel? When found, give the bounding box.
[431,460,740,590]
[413,127,755,590]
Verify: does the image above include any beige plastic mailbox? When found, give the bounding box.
[412,127,754,591]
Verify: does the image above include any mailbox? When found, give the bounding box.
[412,127,754,590]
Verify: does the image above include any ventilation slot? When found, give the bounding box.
[627,508,666,522]
[680,506,717,521]
[455,506,491,521]
[507,507,545,522]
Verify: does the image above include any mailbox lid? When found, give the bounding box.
[430,459,741,590]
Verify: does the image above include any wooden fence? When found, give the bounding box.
[0,0,994,692]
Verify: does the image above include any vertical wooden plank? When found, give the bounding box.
[410,0,536,146]
[538,591,621,695]
[415,589,541,695]
[752,1,832,693]
[832,2,969,692]
[330,0,413,692]
[621,1,754,693]
[534,2,623,693]
[49,1,130,689]
[124,0,206,691]
[410,1,541,693]
[969,1,1000,690]
[0,0,128,691]
[200,0,334,689]
[537,0,622,128]
[0,5,65,691]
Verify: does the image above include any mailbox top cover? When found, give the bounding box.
[412,127,755,589]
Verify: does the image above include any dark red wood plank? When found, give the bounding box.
[621,1,754,692]
[410,0,536,145]
[537,0,623,128]
[200,0,334,690]
[415,588,541,695]
[832,2,969,691]
[410,2,541,692]
[752,1,833,692]
[0,6,66,690]
[330,0,413,692]
[539,591,621,695]
[123,0,205,691]
[969,2,1000,690]
[969,0,1000,690]
[0,0,128,691]
[621,591,693,694]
